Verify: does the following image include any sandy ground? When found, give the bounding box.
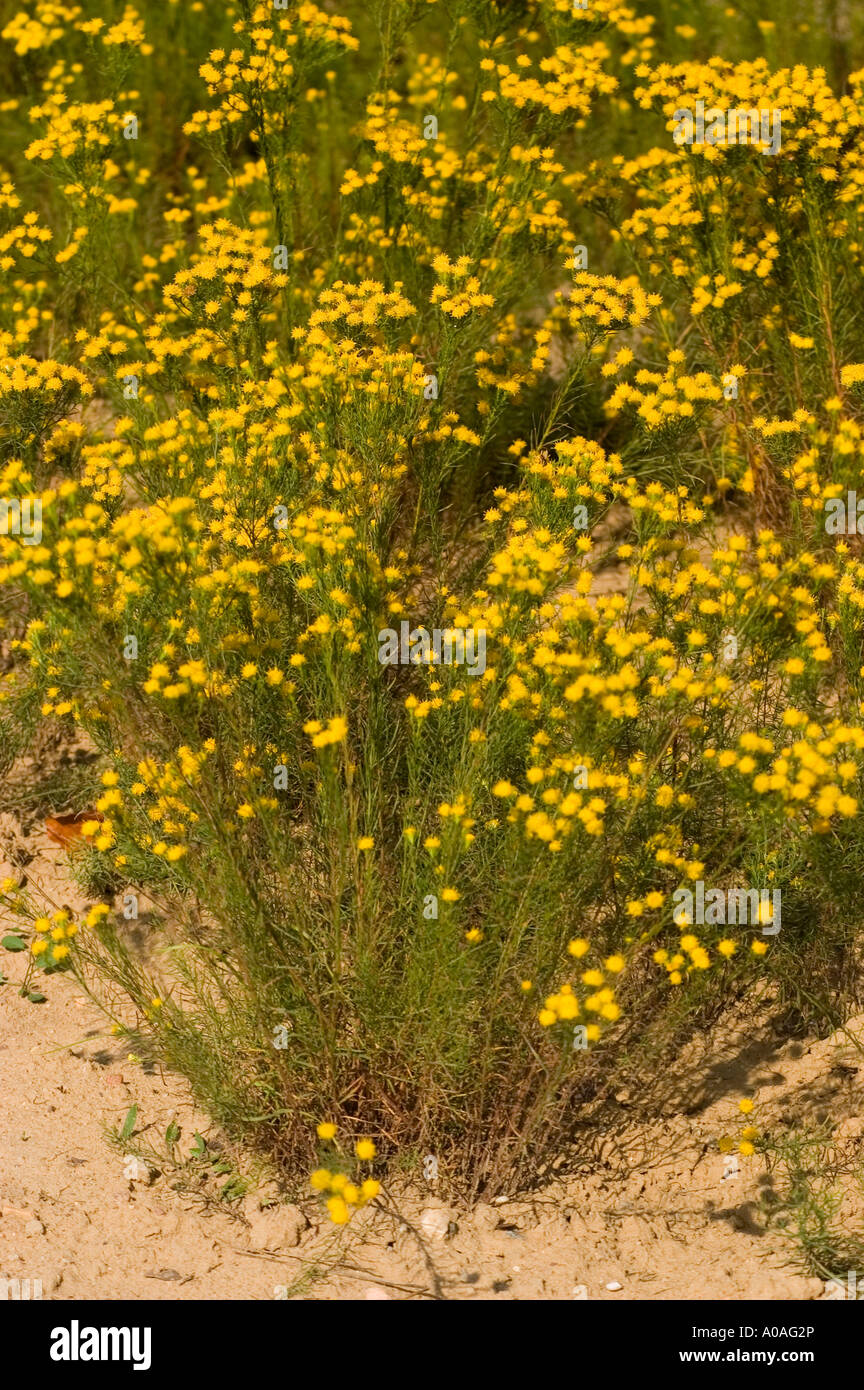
[1,811,862,1301]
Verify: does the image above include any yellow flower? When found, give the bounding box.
[317,1122,337,1140]
[355,1139,376,1161]
[310,1168,332,1191]
[306,715,348,748]
[326,1196,350,1224]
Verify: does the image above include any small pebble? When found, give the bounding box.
[419,1205,451,1240]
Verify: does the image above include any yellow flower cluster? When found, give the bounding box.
[310,1129,380,1224]
[606,350,744,428]
[30,910,80,967]
[567,270,659,336]
[304,715,348,749]
[719,1099,759,1158]
[537,937,624,1035]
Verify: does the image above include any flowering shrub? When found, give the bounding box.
[2,0,864,1195]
